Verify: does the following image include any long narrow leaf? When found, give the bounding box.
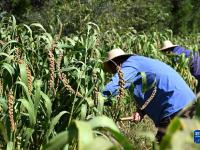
[0,121,8,142]
[16,81,32,102]
[44,131,69,150]
[84,137,114,150]
[73,120,93,150]
[40,91,52,119]
[23,128,34,149]
[89,116,119,132]
[30,23,46,32]
[19,99,36,127]
[19,63,29,89]
[6,142,13,150]
[46,111,67,140]
[33,80,42,116]
[2,63,15,77]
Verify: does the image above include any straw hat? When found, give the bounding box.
[160,40,178,51]
[103,48,132,72]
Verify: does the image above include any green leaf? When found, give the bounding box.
[30,23,46,32]
[19,62,29,89]
[160,118,182,149]
[106,128,133,150]
[6,142,13,150]
[179,118,200,131]
[23,128,34,149]
[97,93,105,115]
[0,97,8,111]
[33,80,42,116]
[0,52,10,58]
[171,131,196,150]
[40,91,52,119]
[16,81,32,102]
[19,98,36,127]
[23,24,33,37]
[0,121,8,142]
[140,72,156,93]
[72,120,94,150]
[44,131,69,150]
[2,63,15,76]
[1,40,18,52]
[80,104,87,120]
[89,116,119,132]
[11,15,16,31]
[46,111,67,140]
[85,97,94,107]
[84,137,114,150]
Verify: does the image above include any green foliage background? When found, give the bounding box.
[2,0,200,34]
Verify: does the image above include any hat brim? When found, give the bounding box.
[160,45,178,51]
[103,54,133,72]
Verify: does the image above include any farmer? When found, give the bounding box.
[102,48,196,143]
[160,40,200,92]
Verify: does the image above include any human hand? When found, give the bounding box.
[131,112,142,122]
[120,112,142,122]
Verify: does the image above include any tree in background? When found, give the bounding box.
[1,0,200,35]
[0,0,170,34]
[170,0,193,34]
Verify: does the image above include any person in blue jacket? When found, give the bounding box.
[160,40,200,92]
[103,48,196,143]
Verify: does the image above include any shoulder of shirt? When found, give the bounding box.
[121,55,144,68]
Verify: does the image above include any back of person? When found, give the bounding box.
[172,46,200,78]
[122,55,196,124]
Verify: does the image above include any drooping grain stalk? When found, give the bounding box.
[48,43,56,93]
[57,50,63,79]
[7,88,15,131]
[56,50,83,101]
[15,48,21,63]
[16,49,32,94]
[116,66,125,100]
[26,65,32,94]
[61,73,83,98]
[92,72,98,107]
[113,65,125,121]
[55,50,63,92]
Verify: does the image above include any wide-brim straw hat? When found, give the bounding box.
[103,48,132,72]
[160,40,178,51]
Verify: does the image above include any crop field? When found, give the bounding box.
[0,15,200,150]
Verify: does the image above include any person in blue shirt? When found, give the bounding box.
[103,48,196,143]
[160,40,200,92]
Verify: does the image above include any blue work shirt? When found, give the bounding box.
[103,56,196,125]
[172,46,200,79]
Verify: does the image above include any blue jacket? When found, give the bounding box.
[103,56,196,125]
[172,46,200,79]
